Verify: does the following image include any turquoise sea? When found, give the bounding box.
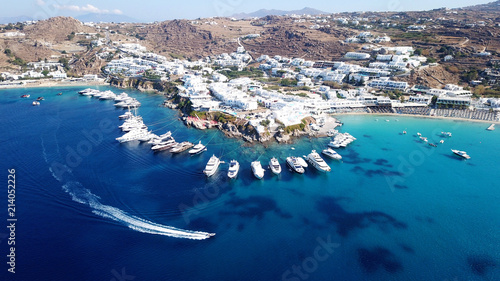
[0,86,498,280]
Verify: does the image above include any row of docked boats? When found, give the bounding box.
[115,110,209,155]
[78,88,141,108]
[203,149,343,179]
[328,132,356,148]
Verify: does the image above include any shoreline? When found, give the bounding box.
[0,80,109,90]
[333,112,500,125]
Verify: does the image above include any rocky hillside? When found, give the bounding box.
[24,17,95,43]
[139,20,238,59]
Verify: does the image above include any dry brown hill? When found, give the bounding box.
[24,17,96,43]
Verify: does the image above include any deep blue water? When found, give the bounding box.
[0,86,499,281]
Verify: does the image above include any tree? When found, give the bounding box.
[474,85,485,95]
[42,70,50,77]
[67,32,75,41]
[4,48,12,57]
[260,119,271,127]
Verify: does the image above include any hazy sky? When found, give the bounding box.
[1,0,493,21]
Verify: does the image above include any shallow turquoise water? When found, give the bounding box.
[0,86,498,280]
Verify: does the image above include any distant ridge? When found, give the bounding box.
[75,13,140,23]
[232,7,328,19]
[460,0,500,11]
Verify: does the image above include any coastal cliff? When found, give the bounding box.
[109,77,179,96]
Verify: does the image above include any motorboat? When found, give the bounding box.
[487,124,495,131]
[441,132,452,137]
[440,140,445,144]
[428,143,437,147]
[286,157,305,174]
[147,132,172,146]
[36,97,44,101]
[114,93,130,102]
[251,161,265,179]
[57,92,62,96]
[203,155,220,177]
[297,157,308,168]
[306,150,331,172]
[328,141,340,149]
[99,91,117,100]
[451,149,470,160]
[269,157,282,175]
[32,101,40,106]
[403,131,407,134]
[21,94,30,98]
[189,141,207,155]
[322,148,342,160]
[227,160,240,179]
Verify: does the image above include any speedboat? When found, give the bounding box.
[99,91,117,100]
[114,93,130,102]
[21,94,30,98]
[440,140,445,144]
[403,131,407,134]
[36,97,44,101]
[57,92,62,96]
[306,150,331,172]
[417,132,422,136]
[203,155,220,177]
[451,149,470,160]
[78,88,93,95]
[322,148,342,160]
[227,160,240,179]
[286,157,305,174]
[297,157,308,168]
[251,161,265,179]
[429,143,437,147]
[269,157,282,175]
[189,141,207,155]
[32,101,40,106]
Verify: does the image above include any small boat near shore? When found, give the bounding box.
[32,101,40,106]
[451,149,470,160]
[441,132,452,137]
[297,157,308,168]
[21,94,30,98]
[269,157,282,175]
[251,161,265,179]
[227,160,240,179]
[487,124,495,131]
[36,97,44,101]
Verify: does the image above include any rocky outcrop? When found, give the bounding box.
[109,77,179,96]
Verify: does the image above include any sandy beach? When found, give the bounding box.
[0,79,108,90]
[333,112,500,125]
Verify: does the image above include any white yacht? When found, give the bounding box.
[137,131,156,142]
[147,132,172,146]
[116,129,149,143]
[269,157,282,175]
[286,157,305,174]
[170,141,194,153]
[98,91,117,100]
[203,155,220,177]
[306,150,331,172]
[452,149,471,160]
[151,139,176,151]
[322,148,342,160]
[119,111,134,120]
[297,157,308,168]
[114,93,129,102]
[189,141,207,155]
[251,161,265,179]
[328,141,341,149]
[227,160,240,179]
[78,88,97,96]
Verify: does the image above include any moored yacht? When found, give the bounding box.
[451,149,470,160]
[286,157,305,174]
[322,148,342,160]
[151,139,176,151]
[170,141,194,153]
[269,157,282,175]
[297,157,308,168]
[227,160,240,179]
[306,150,331,172]
[189,141,207,155]
[203,155,220,177]
[251,161,265,179]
